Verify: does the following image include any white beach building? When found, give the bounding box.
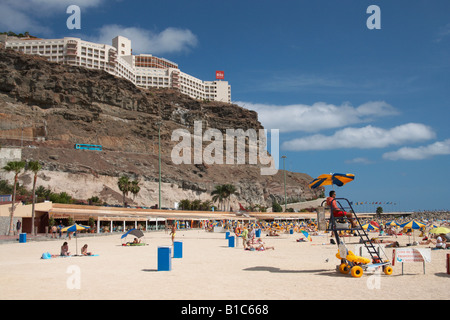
[3,35,231,103]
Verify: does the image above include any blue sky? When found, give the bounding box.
[1,0,449,212]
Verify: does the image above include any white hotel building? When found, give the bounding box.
[2,35,231,103]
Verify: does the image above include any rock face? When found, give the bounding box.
[0,49,322,209]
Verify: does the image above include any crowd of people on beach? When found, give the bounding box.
[41,209,449,261]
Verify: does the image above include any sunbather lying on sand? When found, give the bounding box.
[370,238,400,247]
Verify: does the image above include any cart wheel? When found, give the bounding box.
[350,266,363,278]
[383,266,393,275]
[339,263,350,274]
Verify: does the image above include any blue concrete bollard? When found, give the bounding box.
[173,241,183,258]
[157,246,172,271]
[19,233,27,243]
[228,235,235,248]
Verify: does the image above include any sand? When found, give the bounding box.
[0,229,449,300]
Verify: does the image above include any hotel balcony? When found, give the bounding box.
[66,40,78,47]
[66,49,77,56]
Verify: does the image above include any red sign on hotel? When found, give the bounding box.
[216,71,224,80]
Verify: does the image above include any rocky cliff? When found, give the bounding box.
[0,48,322,209]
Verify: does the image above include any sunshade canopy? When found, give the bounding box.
[121,228,144,239]
[399,220,425,230]
[331,173,355,187]
[429,227,450,235]
[309,173,354,189]
[61,223,90,233]
[362,223,379,231]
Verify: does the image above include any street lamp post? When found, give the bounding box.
[157,121,162,209]
[282,155,287,212]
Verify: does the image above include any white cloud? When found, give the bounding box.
[382,139,450,160]
[87,24,198,55]
[434,23,450,43]
[10,0,104,11]
[281,123,436,151]
[0,0,105,35]
[0,2,50,34]
[238,100,399,133]
[345,157,374,164]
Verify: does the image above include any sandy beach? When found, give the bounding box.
[0,229,449,300]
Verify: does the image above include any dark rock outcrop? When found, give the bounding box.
[0,48,322,208]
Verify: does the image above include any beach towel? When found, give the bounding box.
[41,253,99,259]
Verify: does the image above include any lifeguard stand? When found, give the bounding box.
[324,198,393,277]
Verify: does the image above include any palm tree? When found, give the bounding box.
[130,179,141,200]
[191,199,202,210]
[211,185,226,211]
[179,199,191,210]
[222,184,237,211]
[26,160,42,236]
[201,200,212,211]
[117,175,131,207]
[2,161,26,235]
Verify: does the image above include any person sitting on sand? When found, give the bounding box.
[255,239,274,251]
[61,242,70,256]
[326,191,357,228]
[81,244,92,256]
[268,230,279,236]
[436,234,448,249]
[385,227,398,237]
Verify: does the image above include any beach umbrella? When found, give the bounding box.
[301,230,312,241]
[309,173,355,189]
[309,174,333,189]
[385,220,398,227]
[362,223,379,231]
[399,220,425,230]
[61,223,90,233]
[121,228,144,239]
[331,173,355,187]
[429,227,450,235]
[399,220,425,243]
[61,223,90,256]
[370,220,380,228]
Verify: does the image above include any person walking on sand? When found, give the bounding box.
[170,224,176,244]
[241,226,249,248]
[51,225,57,239]
[58,221,63,238]
[16,220,21,235]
